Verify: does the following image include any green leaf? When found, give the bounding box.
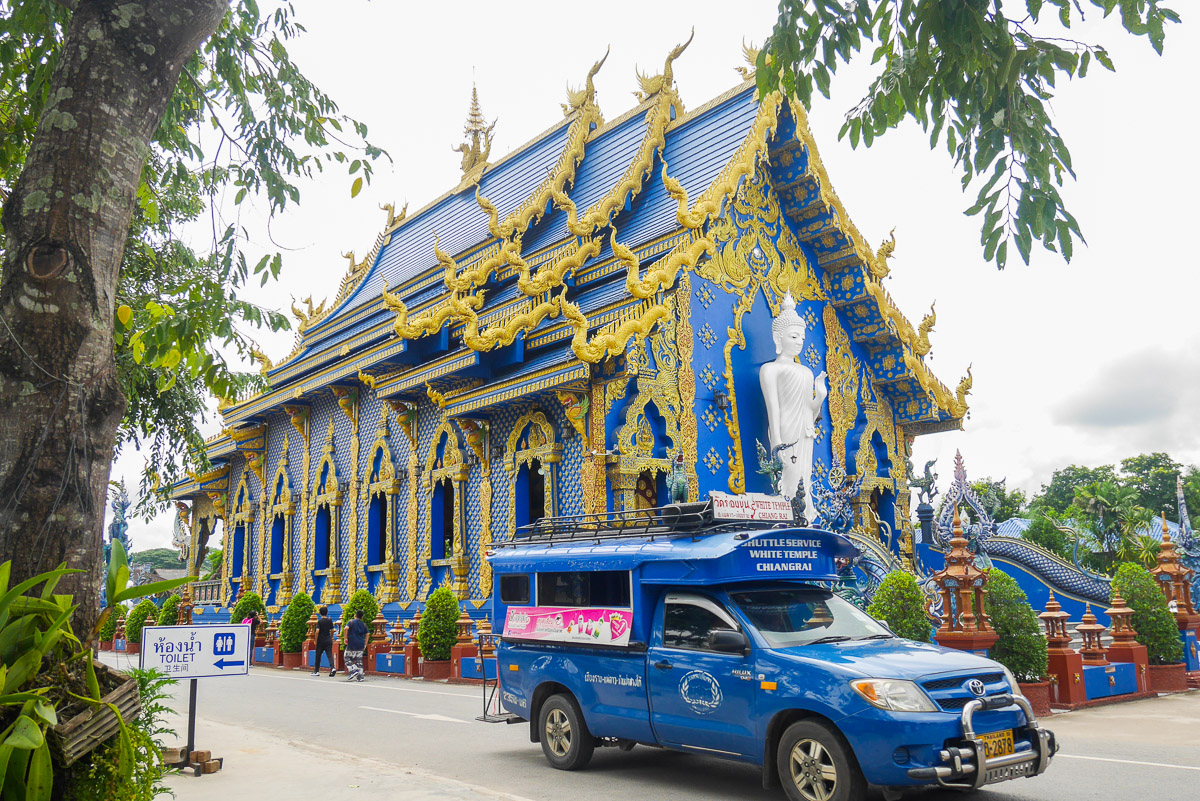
[84,654,100,700]
[350,176,363,198]
[4,716,44,750]
[114,575,191,604]
[25,741,51,801]
[30,701,55,729]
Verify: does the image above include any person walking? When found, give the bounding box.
[344,609,368,682]
[311,606,336,677]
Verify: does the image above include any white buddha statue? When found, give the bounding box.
[759,292,827,516]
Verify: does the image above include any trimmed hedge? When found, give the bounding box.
[157,594,181,627]
[124,599,157,646]
[340,589,380,645]
[280,591,314,653]
[418,587,460,661]
[229,591,266,624]
[1113,562,1184,665]
[984,569,1048,682]
[866,571,931,642]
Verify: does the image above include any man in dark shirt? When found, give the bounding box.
[344,609,369,682]
[311,606,336,677]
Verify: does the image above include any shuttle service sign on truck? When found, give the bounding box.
[139,624,252,679]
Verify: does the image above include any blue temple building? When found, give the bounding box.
[171,42,971,621]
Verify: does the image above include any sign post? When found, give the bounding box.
[141,624,251,776]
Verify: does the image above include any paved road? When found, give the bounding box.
[105,652,1199,801]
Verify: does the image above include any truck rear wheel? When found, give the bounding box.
[777,720,865,801]
[538,694,594,770]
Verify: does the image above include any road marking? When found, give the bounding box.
[360,705,468,723]
[1058,754,1200,772]
[252,671,479,699]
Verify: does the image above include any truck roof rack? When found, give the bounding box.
[494,500,787,548]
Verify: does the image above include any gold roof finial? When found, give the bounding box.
[737,40,760,81]
[635,28,694,102]
[454,83,496,176]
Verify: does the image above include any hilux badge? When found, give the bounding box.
[967,679,986,696]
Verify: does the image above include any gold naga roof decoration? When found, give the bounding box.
[220,38,967,430]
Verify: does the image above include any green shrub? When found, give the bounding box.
[1113,562,1184,665]
[66,666,181,801]
[229,590,266,623]
[419,586,460,660]
[157,594,180,627]
[64,726,167,801]
[279,591,315,653]
[984,569,1048,681]
[866,571,931,642]
[340,589,380,645]
[124,599,157,646]
[99,608,121,641]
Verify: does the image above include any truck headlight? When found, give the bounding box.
[850,679,938,713]
[1000,666,1025,698]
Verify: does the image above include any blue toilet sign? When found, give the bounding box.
[213,632,237,656]
[140,624,251,679]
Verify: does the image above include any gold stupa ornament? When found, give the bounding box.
[454,84,495,177]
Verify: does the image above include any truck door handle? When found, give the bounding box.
[654,660,673,671]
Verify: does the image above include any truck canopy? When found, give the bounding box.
[487,501,858,585]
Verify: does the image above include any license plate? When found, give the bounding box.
[979,729,1015,759]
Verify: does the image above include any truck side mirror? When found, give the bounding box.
[707,629,749,654]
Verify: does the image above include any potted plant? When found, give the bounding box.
[985,569,1051,714]
[418,587,460,680]
[230,590,268,645]
[866,571,932,642]
[279,591,314,669]
[157,593,181,627]
[123,598,157,655]
[1114,563,1186,691]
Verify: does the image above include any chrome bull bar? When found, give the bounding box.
[906,693,1057,789]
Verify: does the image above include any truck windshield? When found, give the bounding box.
[729,588,893,648]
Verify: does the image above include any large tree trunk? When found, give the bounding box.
[0,0,228,636]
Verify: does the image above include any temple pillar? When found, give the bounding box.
[1104,592,1149,692]
[930,507,997,655]
[1038,592,1086,706]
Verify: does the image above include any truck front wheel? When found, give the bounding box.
[538,694,594,770]
[777,720,866,801]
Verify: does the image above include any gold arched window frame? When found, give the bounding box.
[227,473,256,602]
[267,456,296,605]
[363,416,402,603]
[423,420,469,598]
[310,442,343,598]
[504,409,562,536]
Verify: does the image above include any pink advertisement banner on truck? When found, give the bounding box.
[503,606,633,647]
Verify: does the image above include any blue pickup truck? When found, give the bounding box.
[487,500,1056,801]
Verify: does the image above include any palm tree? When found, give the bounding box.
[1075,481,1143,572]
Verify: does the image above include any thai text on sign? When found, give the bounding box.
[710,491,793,521]
[139,624,251,679]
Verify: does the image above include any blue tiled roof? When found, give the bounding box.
[347,121,573,310]
[316,85,759,339]
[996,518,1032,538]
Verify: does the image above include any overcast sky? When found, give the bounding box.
[114,1,1199,551]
